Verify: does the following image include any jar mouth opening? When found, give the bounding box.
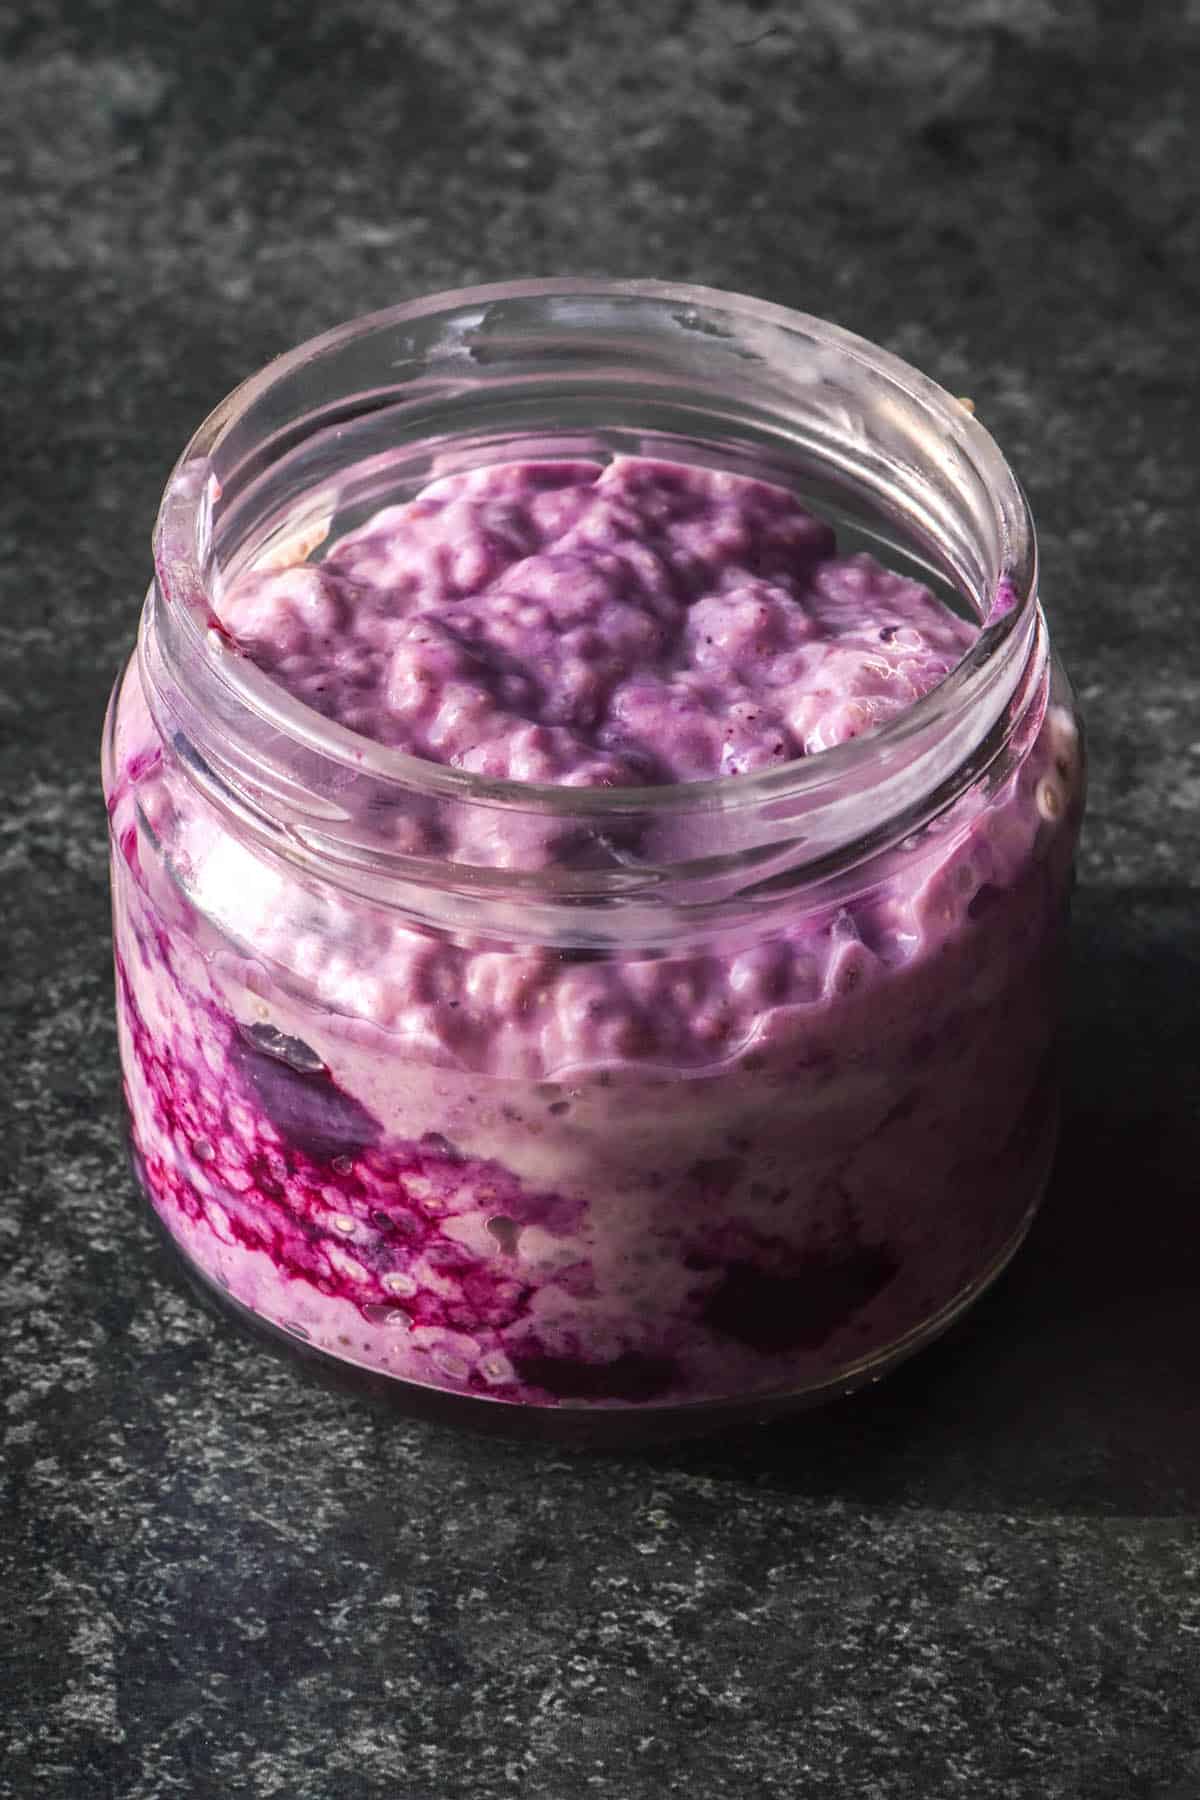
[152,277,1038,824]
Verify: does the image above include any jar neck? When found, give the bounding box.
[141,280,1043,951]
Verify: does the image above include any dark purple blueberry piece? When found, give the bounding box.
[699,1244,900,1354]
[238,1021,327,1074]
[231,1025,381,1162]
[511,1350,680,1403]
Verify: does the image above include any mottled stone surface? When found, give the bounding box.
[2,2,1199,1796]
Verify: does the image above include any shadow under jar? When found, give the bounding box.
[102,280,1084,1446]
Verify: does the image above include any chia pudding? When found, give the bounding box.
[105,452,1082,1417]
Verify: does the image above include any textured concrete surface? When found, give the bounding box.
[2,2,1199,1796]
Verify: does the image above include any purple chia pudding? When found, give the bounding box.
[105,451,1082,1422]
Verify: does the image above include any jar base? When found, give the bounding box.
[132,1152,1047,1451]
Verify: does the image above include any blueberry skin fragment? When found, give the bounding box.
[230,1023,382,1162]
[699,1244,900,1354]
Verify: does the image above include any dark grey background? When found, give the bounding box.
[2,3,1199,1796]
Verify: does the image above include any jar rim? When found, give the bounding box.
[151,277,1039,830]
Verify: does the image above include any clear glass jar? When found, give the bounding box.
[102,280,1084,1445]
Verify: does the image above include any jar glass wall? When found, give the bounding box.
[102,281,1084,1444]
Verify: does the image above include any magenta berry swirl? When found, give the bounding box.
[106,456,1082,1411]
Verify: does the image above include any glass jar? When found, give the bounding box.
[102,280,1083,1445]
